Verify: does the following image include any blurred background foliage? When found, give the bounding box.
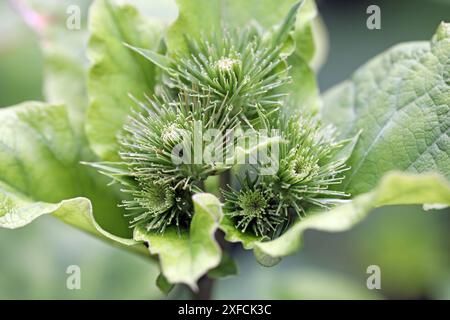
[0,0,449,299]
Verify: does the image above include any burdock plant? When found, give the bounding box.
[94,1,313,238]
[1,0,448,299]
[93,0,354,242]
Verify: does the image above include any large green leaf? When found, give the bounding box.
[167,0,307,54]
[0,190,144,250]
[0,102,139,248]
[134,193,223,289]
[85,0,164,160]
[322,23,450,195]
[221,172,450,262]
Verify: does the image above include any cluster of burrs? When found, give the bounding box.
[92,2,350,237]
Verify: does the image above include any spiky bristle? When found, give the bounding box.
[223,115,350,238]
[167,27,291,126]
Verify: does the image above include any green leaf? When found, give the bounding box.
[322,23,450,195]
[0,102,139,249]
[332,131,361,165]
[291,0,324,65]
[286,0,325,113]
[155,273,174,295]
[123,43,172,71]
[0,190,136,245]
[271,1,304,48]
[285,54,321,114]
[278,1,322,113]
[255,172,450,259]
[259,1,322,114]
[167,0,306,54]
[208,253,238,279]
[134,193,223,289]
[81,161,135,187]
[86,0,164,160]
[220,216,261,249]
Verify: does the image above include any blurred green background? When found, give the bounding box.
[0,0,449,299]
